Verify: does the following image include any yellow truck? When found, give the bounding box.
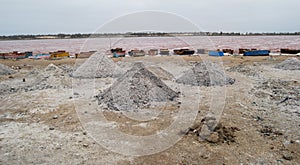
[50,50,69,59]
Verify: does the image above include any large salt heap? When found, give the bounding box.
[0,63,71,95]
[96,62,179,111]
[0,64,16,75]
[176,61,235,86]
[274,57,300,70]
[72,52,123,78]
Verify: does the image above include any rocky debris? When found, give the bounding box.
[252,79,300,112]
[274,57,300,70]
[0,64,16,75]
[176,61,235,86]
[45,63,61,72]
[59,64,74,74]
[147,66,174,80]
[251,79,299,142]
[27,64,71,90]
[206,132,220,143]
[72,52,123,78]
[259,125,283,137]
[0,64,71,95]
[282,152,293,161]
[96,62,179,111]
[187,119,239,144]
[227,64,260,77]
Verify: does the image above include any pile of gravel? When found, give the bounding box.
[227,64,260,77]
[96,62,179,111]
[176,61,235,86]
[0,64,71,95]
[0,64,16,75]
[274,58,300,70]
[45,63,63,73]
[34,64,71,89]
[72,52,123,78]
[251,79,300,113]
[147,66,174,80]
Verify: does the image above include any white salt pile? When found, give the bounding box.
[147,66,174,80]
[96,62,179,111]
[72,52,123,78]
[0,64,71,95]
[0,64,16,75]
[176,61,235,86]
[274,58,300,70]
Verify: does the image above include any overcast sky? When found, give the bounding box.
[1,0,299,35]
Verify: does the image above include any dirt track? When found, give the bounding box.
[0,55,299,164]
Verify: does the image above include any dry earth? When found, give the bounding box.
[0,55,299,164]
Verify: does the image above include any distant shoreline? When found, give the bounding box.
[1,32,300,41]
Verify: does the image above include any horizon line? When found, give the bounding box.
[1,31,300,37]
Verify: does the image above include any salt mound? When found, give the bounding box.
[72,52,123,78]
[176,61,235,86]
[0,64,16,75]
[147,66,174,80]
[45,64,64,75]
[227,64,260,77]
[0,64,71,95]
[96,62,179,111]
[274,58,300,70]
[45,63,61,72]
[29,64,71,90]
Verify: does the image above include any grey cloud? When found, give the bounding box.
[0,0,299,35]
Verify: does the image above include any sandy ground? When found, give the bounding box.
[0,55,299,164]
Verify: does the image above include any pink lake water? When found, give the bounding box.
[0,36,300,55]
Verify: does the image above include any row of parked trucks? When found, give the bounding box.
[110,48,273,57]
[0,50,70,60]
[111,48,197,58]
[1,48,299,60]
[111,48,300,58]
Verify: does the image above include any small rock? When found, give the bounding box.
[283,153,293,160]
[198,125,211,141]
[200,153,210,159]
[52,115,58,119]
[49,127,55,130]
[206,132,219,143]
[73,92,79,95]
[83,132,87,135]
[83,144,89,148]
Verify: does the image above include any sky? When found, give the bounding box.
[0,0,299,35]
